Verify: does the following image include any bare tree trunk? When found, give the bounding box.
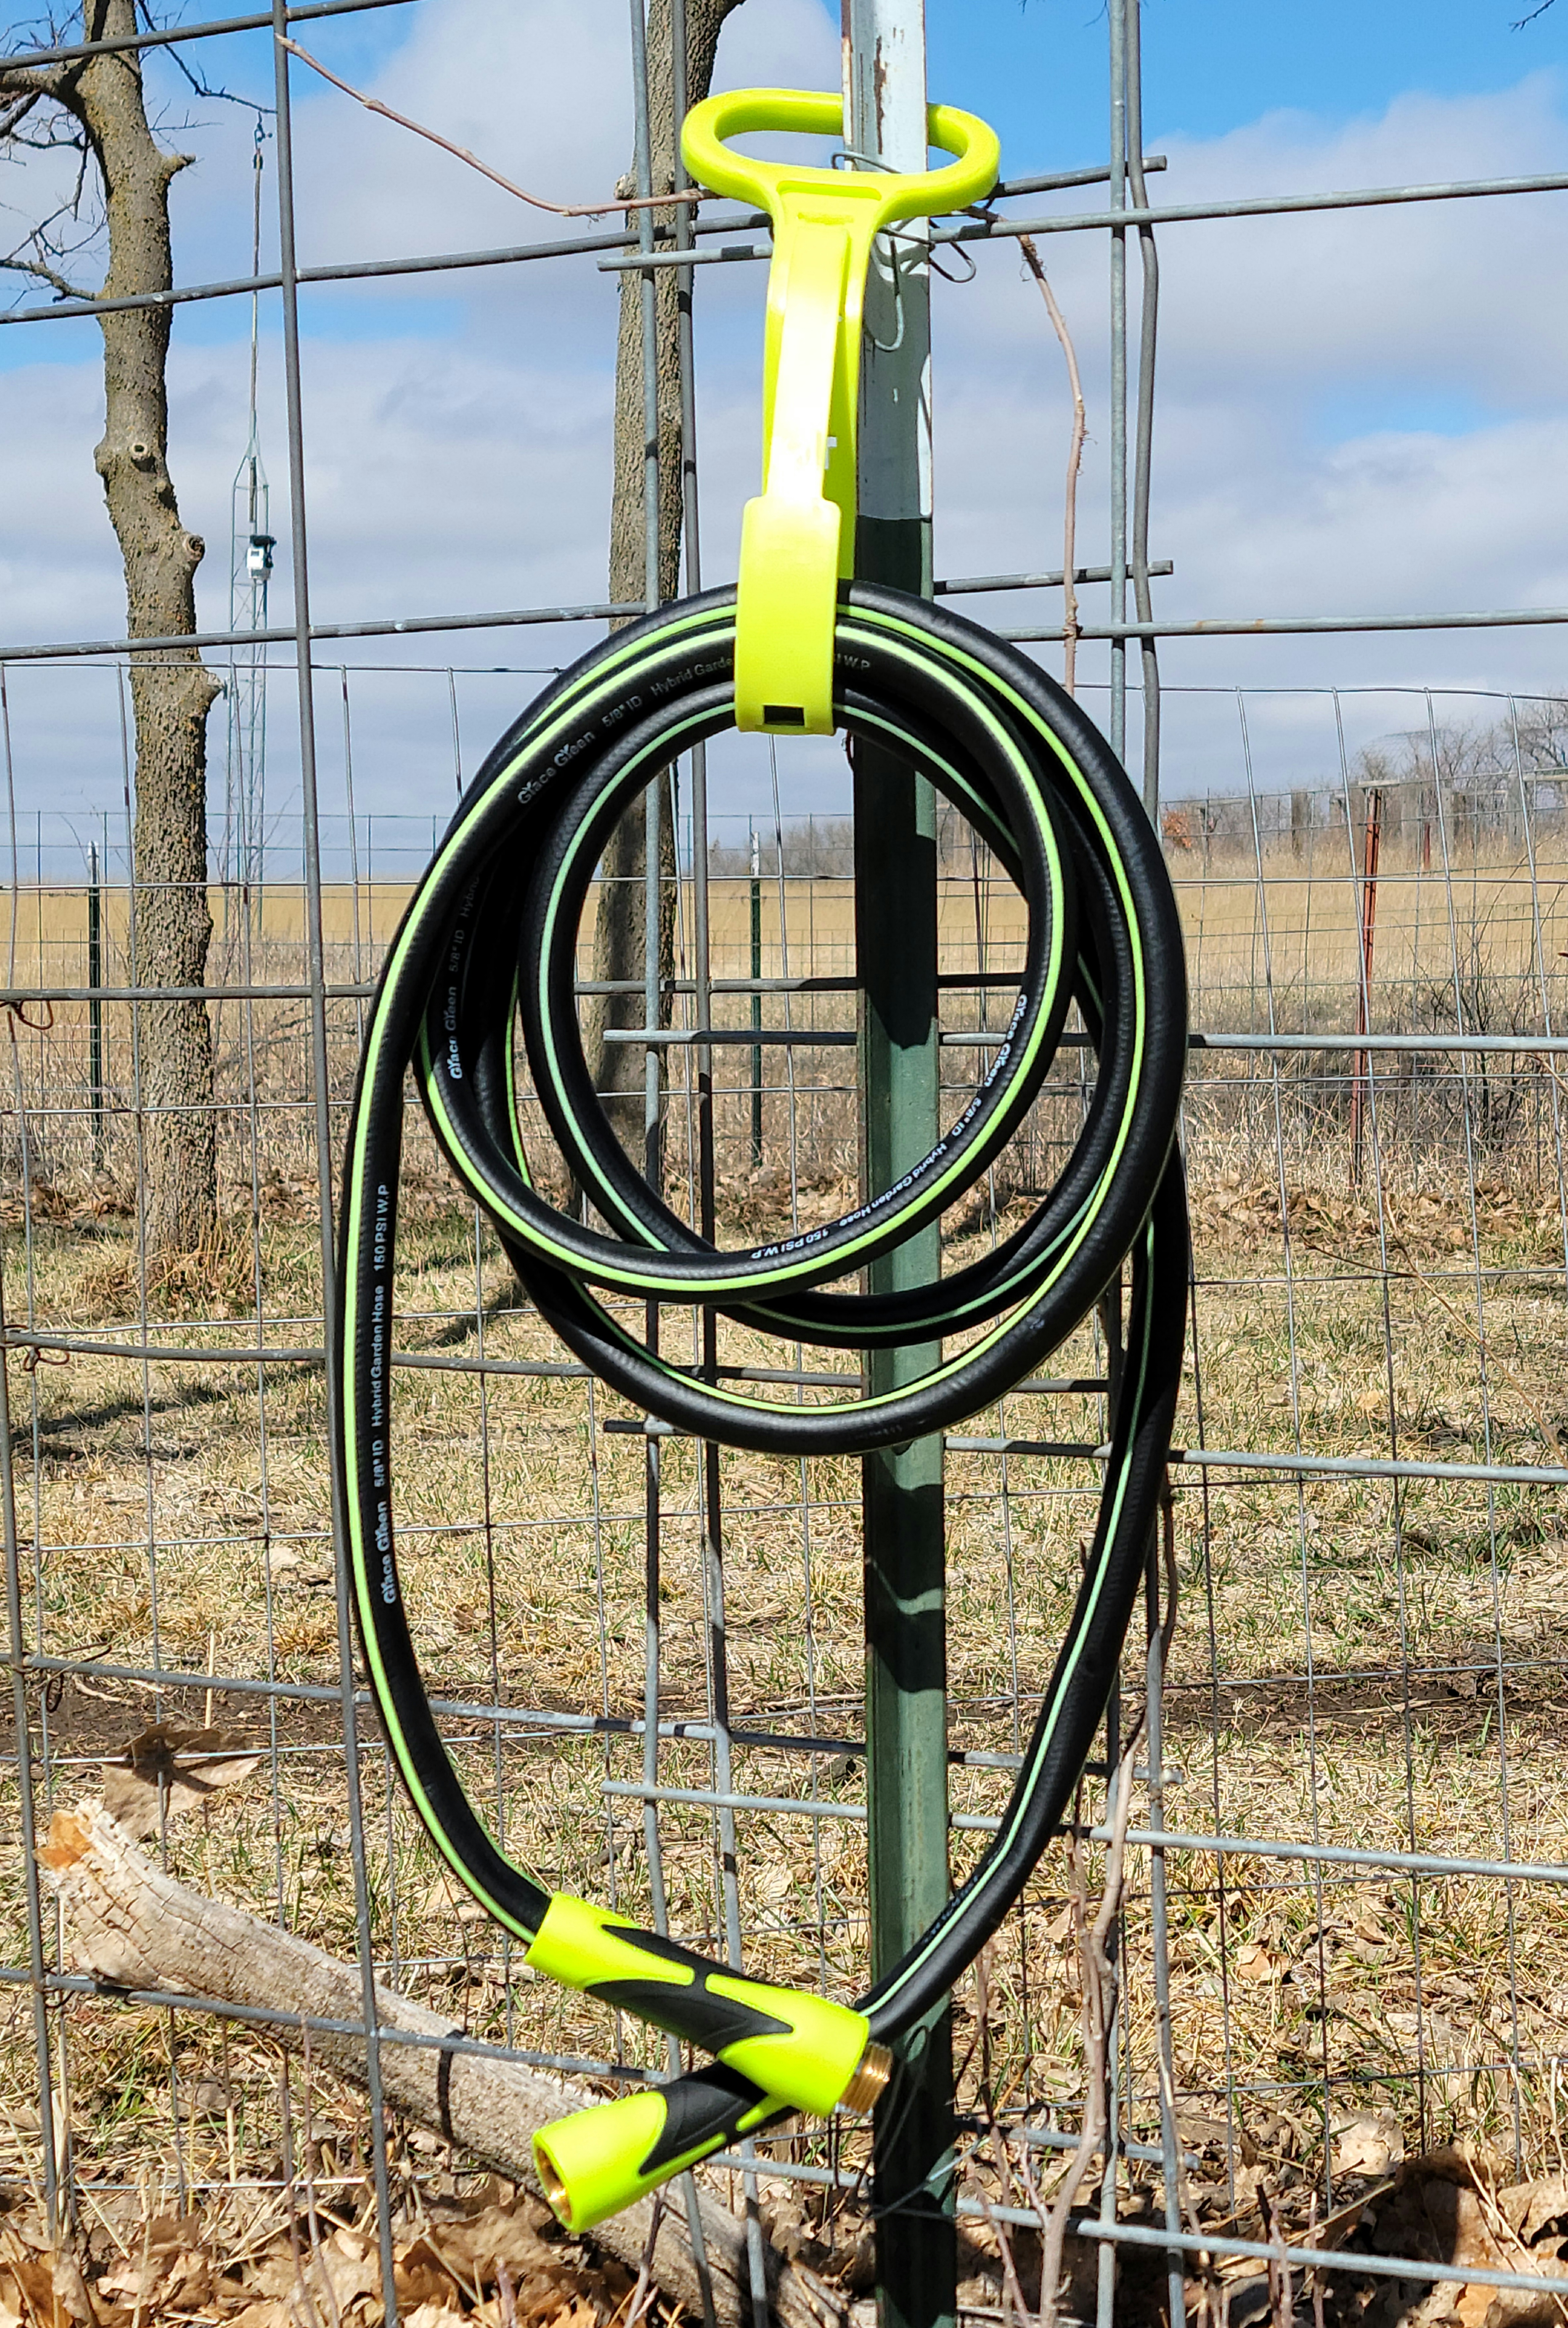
[77,2,219,1258]
[41,1806,844,2328]
[580,0,746,1170]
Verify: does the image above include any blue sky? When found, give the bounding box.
[265,1,1568,159]
[932,1,1568,157]
[6,0,1568,844]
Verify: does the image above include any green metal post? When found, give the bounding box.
[844,10,955,2328]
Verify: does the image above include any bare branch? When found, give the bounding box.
[1037,1753,1139,2328]
[0,59,52,102]
[276,33,716,218]
[0,27,75,108]
[170,58,266,114]
[0,246,90,299]
[7,116,87,148]
[0,83,42,134]
[149,24,270,121]
[0,150,103,301]
[1514,0,1556,22]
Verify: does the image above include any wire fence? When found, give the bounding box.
[6,5,1568,2326]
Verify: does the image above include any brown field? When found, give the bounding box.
[5,821,1568,2319]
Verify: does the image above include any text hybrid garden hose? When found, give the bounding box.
[334,579,1190,2231]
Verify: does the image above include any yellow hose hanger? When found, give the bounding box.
[679,87,1000,733]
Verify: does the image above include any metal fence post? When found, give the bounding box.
[843,11,955,2328]
[269,15,399,2313]
[749,823,763,1165]
[0,1250,59,2238]
[1097,17,1132,2321]
[87,840,103,1170]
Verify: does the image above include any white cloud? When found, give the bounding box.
[287,0,636,270]
[915,70,1568,790]
[283,0,838,273]
[7,30,1568,819]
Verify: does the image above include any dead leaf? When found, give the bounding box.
[99,1724,263,1839]
[36,1812,90,1873]
[249,2241,383,2312]
[1,2245,92,2326]
[1331,2109,1404,2179]
[1344,2160,1568,2327]
[1502,2176,1568,2247]
[226,2303,296,2328]
[425,2208,564,2282]
[1234,1940,1281,1983]
[394,2257,461,2312]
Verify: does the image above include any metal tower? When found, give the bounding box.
[223,121,274,936]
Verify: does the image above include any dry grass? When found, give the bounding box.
[6,831,1568,2319]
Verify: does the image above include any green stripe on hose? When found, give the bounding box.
[332,578,1188,2202]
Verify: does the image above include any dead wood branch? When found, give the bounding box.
[40,1804,844,2328]
[1036,1743,1139,2328]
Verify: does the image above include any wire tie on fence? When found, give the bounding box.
[928,241,977,283]
[19,1343,68,1374]
[1,997,53,1033]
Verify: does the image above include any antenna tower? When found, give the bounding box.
[224,119,274,938]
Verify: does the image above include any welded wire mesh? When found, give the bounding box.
[4,6,1568,2326]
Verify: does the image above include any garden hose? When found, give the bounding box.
[334,579,1190,2228]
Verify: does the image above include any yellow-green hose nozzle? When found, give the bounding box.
[525,1892,879,2116]
[535,2070,778,2232]
[534,2049,892,2232]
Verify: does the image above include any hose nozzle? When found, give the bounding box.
[534,2067,782,2232]
[534,2038,896,2230]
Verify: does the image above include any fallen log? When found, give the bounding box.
[40,1806,842,2328]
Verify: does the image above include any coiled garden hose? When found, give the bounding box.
[335,579,1190,2229]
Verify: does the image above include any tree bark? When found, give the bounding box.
[40,1805,844,2328]
[42,3,220,1256]
[580,0,747,1170]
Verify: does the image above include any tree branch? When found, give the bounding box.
[0,245,91,298]
[0,40,75,106]
[0,60,52,100]
[1036,1738,1140,2328]
[162,32,270,117]
[0,82,42,134]
[42,1803,845,2328]
[6,116,88,147]
[0,153,100,303]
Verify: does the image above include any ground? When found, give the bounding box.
[4,820,1568,2323]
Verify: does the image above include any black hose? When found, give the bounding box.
[334,578,1188,2169]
